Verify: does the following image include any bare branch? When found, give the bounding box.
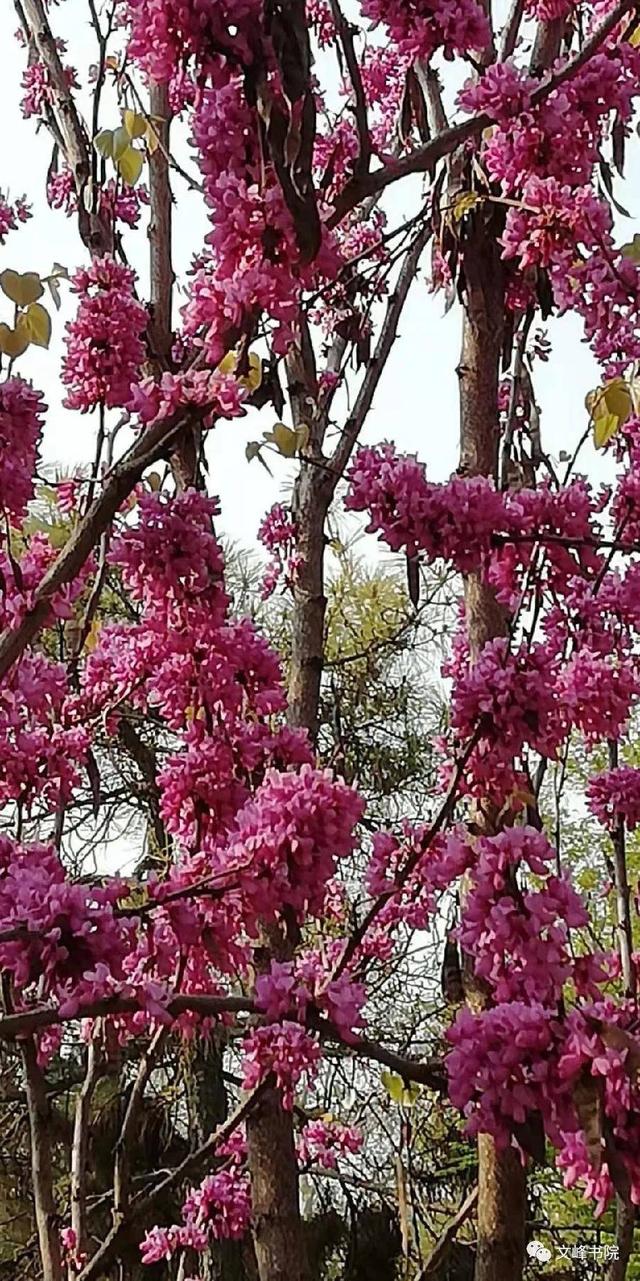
[70,1037,102,1258]
[414,1187,479,1280]
[113,1025,166,1216]
[329,0,633,223]
[0,402,215,685]
[329,0,371,176]
[328,220,432,486]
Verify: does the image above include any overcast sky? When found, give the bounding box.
[0,2,624,555]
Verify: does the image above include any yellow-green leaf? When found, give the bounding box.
[145,120,161,155]
[586,378,633,426]
[94,128,115,159]
[593,411,620,450]
[0,319,30,358]
[239,352,263,392]
[0,269,43,306]
[270,422,298,457]
[452,192,481,222]
[621,233,640,263]
[381,1070,420,1108]
[112,125,131,161]
[23,302,51,349]
[117,145,144,186]
[123,108,148,139]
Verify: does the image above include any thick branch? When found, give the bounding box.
[18,0,111,253]
[147,81,174,363]
[22,1039,63,1281]
[0,993,253,1041]
[0,404,214,685]
[328,0,632,223]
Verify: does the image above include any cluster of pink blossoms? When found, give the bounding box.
[258,502,302,598]
[61,257,147,412]
[0,378,45,521]
[587,766,640,832]
[0,190,29,243]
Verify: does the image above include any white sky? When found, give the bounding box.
[0,2,626,552]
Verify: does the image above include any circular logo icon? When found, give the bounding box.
[527,1241,552,1264]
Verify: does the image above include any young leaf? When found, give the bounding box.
[246,440,273,476]
[381,1070,420,1108]
[112,125,132,161]
[23,302,51,349]
[593,411,620,450]
[270,422,299,457]
[453,192,481,222]
[117,146,144,186]
[94,128,115,159]
[0,269,43,306]
[622,233,640,263]
[123,108,148,139]
[0,321,30,359]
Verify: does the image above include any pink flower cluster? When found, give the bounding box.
[361,0,490,62]
[242,1020,321,1107]
[0,190,30,243]
[0,378,45,521]
[587,766,640,832]
[258,503,301,598]
[298,1118,363,1169]
[62,257,147,412]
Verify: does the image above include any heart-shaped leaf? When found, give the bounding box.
[123,108,148,139]
[112,125,131,161]
[117,146,144,186]
[0,269,44,306]
[0,320,30,358]
[23,302,51,349]
[94,129,115,159]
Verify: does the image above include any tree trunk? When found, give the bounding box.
[457,203,527,1281]
[246,1086,311,1281]
[243,327,327,1281]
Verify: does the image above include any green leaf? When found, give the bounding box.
[117,145,144,186]
[123,108,148,139]
[621,232,640,262]
[593,411,620,450]
[112,125,131,161]
[94,129,115,159]
[23,302,51,349]
[0,320,30,358]
[452,192,481,221]
[0,269,43,306]
[381,1070,420,1108]
[246,440,273,476]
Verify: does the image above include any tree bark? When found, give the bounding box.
[457,203,527,1281]
[22,1039,63,1281]
[246,1085,311,1281]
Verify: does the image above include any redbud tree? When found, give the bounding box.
[3,0,640,1277]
